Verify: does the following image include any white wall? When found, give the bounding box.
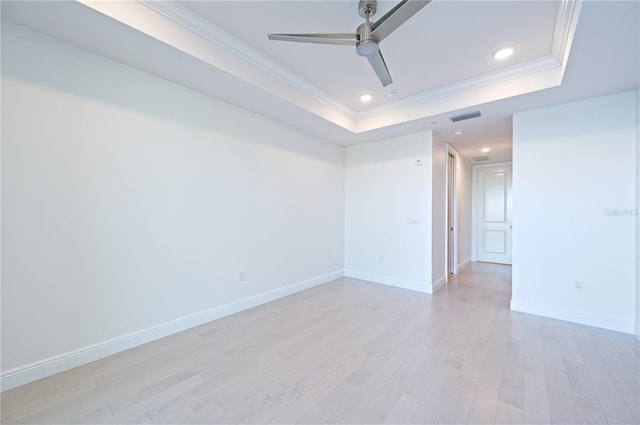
[512,90,637,333]
[431,138,446,289]
[636,87,640,340]
[456,155,472,269]
[345,132,433,293]
[1,22,345,389]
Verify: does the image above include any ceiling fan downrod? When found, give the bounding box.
[356,0,379,57]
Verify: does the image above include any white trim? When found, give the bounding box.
[445,144,459,280]
[138,0,355,119]
[551,0,583,74]
[0,271,343,392]
[357,55,559,122]
[345,270,431,294]
[458,257,471,271]
[432,275,447,293]
[510,300,634,334]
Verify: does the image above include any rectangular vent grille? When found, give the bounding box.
[450,111,482,122]
[472,156,491,162]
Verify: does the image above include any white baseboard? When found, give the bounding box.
[0,270,343,392]
[510,300,635,334]
[458,257,471,270]
[432,275,447,293]
[344,270,431,294]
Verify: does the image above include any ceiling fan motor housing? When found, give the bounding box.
[356,22,379,56]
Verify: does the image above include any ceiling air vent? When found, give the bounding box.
[472,156,491,162]
[450,111,482,122]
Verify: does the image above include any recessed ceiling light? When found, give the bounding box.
[481,147,491,153]
[493,46,515,60]
[359,93,373,102]
[387,90,399,99]
[453,130,464,137]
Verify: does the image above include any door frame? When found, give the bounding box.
[445,144,458,281]
[471,161,513,262]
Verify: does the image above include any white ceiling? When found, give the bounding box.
[183,0,558,111]
[2,1,638,163]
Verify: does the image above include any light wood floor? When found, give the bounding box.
[2,262,639,424]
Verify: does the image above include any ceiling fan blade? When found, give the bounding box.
[371,0,431,42]
[268,33,357,46]
[367,49,393,87]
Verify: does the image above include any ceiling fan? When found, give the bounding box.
[267,0,431,87]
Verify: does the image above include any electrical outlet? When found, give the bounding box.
[326,255,331,264]
[238,271,245,282]
[574,281,583,290]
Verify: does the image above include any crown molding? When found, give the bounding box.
[355,0,582,128]
[83,0,582,135]
[356,55,561,121]
[137,0,356,120]
[551,0,583,74]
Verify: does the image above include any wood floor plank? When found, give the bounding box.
[2,264,638,425]
[564,358,608,425]
[523,314,551,424]
[267,349,370,424]
[523,372,551,425]
[437,292,502,424]
[326,345,415,424]
[570,324,636,424]
[411,355,465,424]
[497,343,525,410]
[540,318,581,425]
[411,284,492,424]
[382,391,422,424]
[295,380,359,424]
[466,299,512,424]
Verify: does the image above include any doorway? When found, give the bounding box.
[474,162,512,264]
[446,145,458,279]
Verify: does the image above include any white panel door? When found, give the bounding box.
[477,164,512,264]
